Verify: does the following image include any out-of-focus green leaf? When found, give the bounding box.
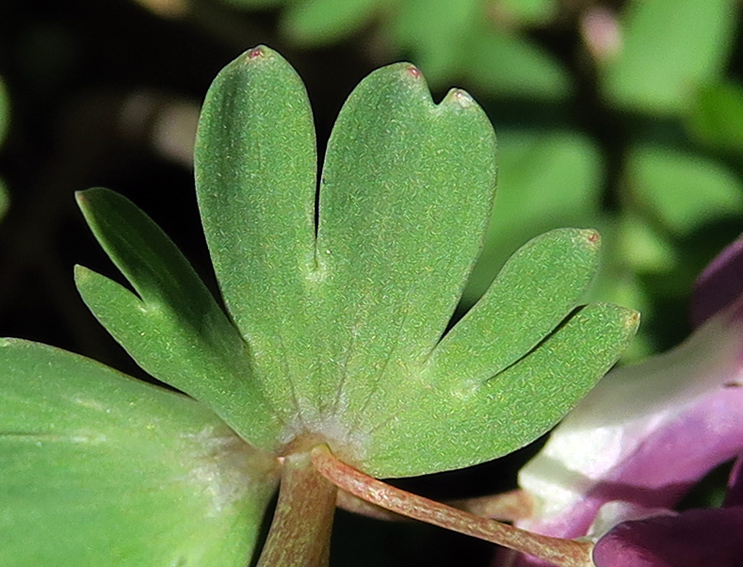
[75,188,281,451]
[617,211,677,273]
[392,0,571,100]
[465,32,569,99]
[463,130,603,303]
[602,0,738,114]
[0,339,279,567]
[687,81,743,152]
[627,145,743,236]
[462,24,571,99]
[282,0,380,45]
[363,301,638,477]
[391,0,481,84]
[0,78,9,147]
[0,179,8,220]
[492,0,557,26]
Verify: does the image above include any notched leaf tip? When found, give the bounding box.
[443,88,475,109]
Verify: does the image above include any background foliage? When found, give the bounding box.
[1,0,743,565]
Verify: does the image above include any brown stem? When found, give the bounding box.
[449,490,536,522]
[338,488,534,523]
[336,489,405,521]
[256,451,338,567]
[312,446,592,567]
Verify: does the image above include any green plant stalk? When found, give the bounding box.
[257,450,337,567]
[312,445,592,567]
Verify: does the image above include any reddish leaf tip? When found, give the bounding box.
[247,46,265,60]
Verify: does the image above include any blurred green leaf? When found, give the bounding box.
[0,179,8,220]
[391,0,571,99]
[391,0,481,84]
[617,211,677,273]
[627,145,743,236]
[462,25,571,99]
[0,77,9,147]
[75,188,281,451]
[0,339,278,567]
[602,0,738,114]
[687,81,743,152]
[463,130,603,303]
[282,0,380,44]
[491,0,557,26]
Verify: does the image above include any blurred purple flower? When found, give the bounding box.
[498,234,743,567]
[592,459,743,567]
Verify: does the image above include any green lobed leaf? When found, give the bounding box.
[82,47,639,481]
[313,58,497,437]
[0,339,279,566]
[427,229,602,390]
[195,46,498,449]
[282,0,380,45]
[360,302,639,477]
[583,218,654,364]
[75,188,281,450]
[194,47,318,434]
[601,0,738,114]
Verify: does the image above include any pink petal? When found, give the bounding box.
[593,507,743,567]
[692,233,743,327]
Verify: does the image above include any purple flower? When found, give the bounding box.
[592,459,743,567]
[498,235,743,566]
